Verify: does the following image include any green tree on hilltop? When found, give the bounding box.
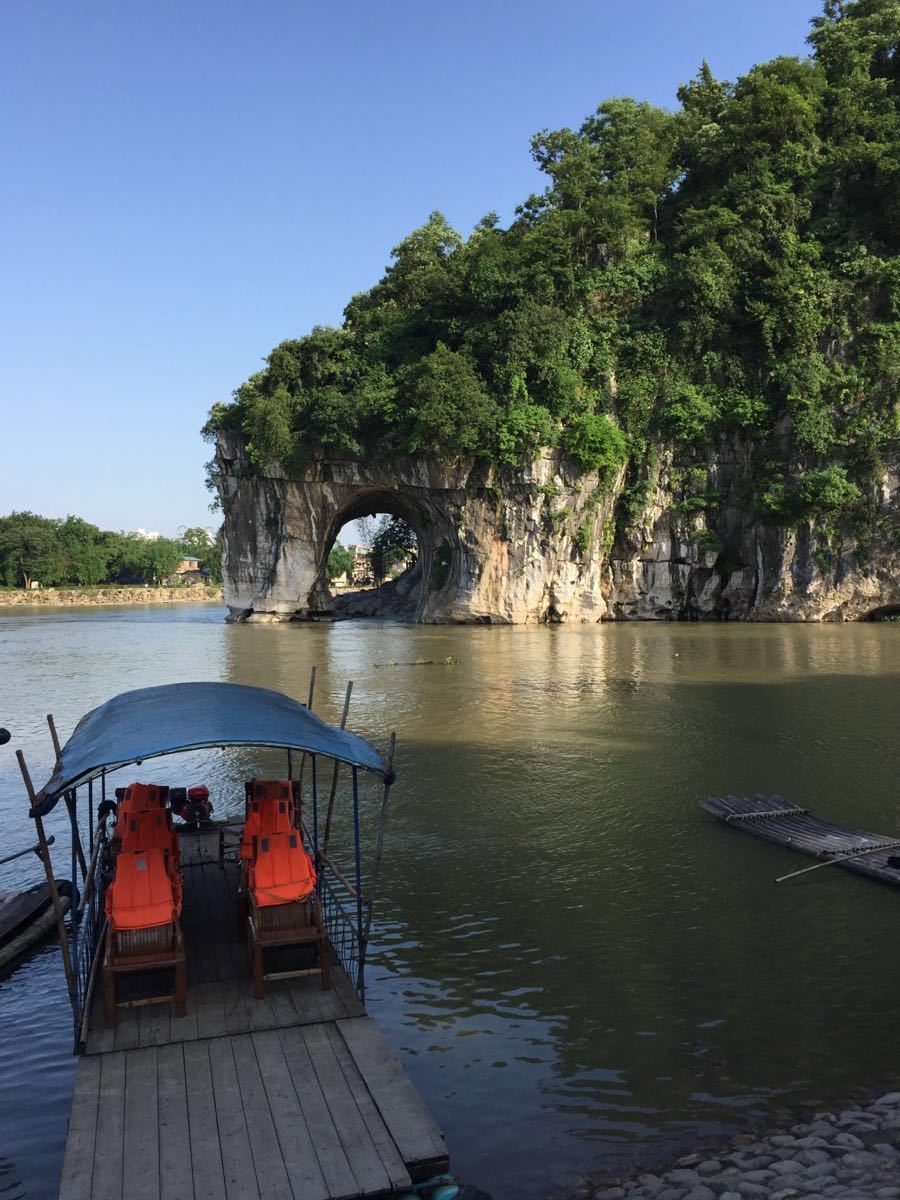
[204,0,900,537]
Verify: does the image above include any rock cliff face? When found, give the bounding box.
[215,432,899,623]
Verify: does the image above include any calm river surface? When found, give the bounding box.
[1,605,898,1199]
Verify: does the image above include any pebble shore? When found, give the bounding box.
[589,1093,900,1200]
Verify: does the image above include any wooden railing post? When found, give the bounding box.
[17,751,76,1001]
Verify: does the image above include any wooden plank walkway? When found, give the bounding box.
[60,831,448,1199]
[701,793,900,887]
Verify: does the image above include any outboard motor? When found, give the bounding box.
[170,785,213,828]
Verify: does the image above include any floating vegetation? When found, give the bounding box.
[373,656,459,669]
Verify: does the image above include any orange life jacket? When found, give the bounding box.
[105,848,181,931]
[249,832,316,907]
[117,808,180,862]
[240,783,296,862]
[118,782,168,815]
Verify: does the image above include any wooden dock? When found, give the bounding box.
[701,793,900,887]
[59,833,448,1200]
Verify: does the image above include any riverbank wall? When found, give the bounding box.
[0,585,222,608]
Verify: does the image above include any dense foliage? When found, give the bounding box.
[370,516,418,584]
[325,542,354,582]
[0,512,221,588]
[207,0,900,527]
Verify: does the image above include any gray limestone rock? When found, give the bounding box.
[215,433,900,625]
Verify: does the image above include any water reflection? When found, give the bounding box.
[1,608,898,1198]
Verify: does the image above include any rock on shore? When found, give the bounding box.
[587,1093,900,1200]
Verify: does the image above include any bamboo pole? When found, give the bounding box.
[46,713,62,765]
[65,791,88,881]
[361,733,397,950]
[17,751,75,999]
[297,666,317,794]
[318,849,360,900]
[48,714,88,882]
[75,826,107,920]
[0,835,54,867]
[322,681,353,856]
[775,840,900,883]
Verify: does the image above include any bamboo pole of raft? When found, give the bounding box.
[0,835,54,867]
[297,666,317,793]
[322,681,353,856]
[359,733,397,991]
[17,750,76,999]
[775,840,900,883]
[48,715,88,881]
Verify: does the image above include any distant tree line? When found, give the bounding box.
[0,512,222,589]
[206,0,900,536]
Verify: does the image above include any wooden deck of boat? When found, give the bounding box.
[701,793,900,887]
[60,832,448,1200]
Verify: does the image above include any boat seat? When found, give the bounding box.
[103,847,187,1028]
[239,796,295,862]
[105,848,182,931]
[246,831,328,997]
[235,781,301,934]
[248,832,315,907]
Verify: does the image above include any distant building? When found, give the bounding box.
[351,545,374,586]
[132,529,161,541]
[174,557,205,583]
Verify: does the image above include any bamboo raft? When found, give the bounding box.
[700,794,900,887]
[61,831,449,1199]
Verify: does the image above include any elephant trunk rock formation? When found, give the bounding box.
[215,432,899,624]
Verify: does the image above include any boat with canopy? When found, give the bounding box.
[14,674,450,1199]
[16,675,397,1047]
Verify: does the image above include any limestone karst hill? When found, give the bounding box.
[208,0,900,624]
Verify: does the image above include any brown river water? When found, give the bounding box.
[0,605,898,1199]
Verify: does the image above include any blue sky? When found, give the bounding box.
[1,0,816,537]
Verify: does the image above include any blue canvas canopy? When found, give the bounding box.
[33,681,391,816]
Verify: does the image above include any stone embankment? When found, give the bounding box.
[0,585,222,607]
[588,1093,900,1200]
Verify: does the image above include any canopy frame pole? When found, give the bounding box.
[287,749,293,780]
[48,713,87,883]
[47,712,63,766]
[64,787,87,883]
[322,681,353,857]
[311,754,319,859]
[297,666,317,796]
[351,766,364,979]
[87,779,94,856]
[358,732,396,996]
[65,792,82,919]
[17,750,76,1001]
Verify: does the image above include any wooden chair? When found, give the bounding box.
[236,781,297,938]
[103,920,187,1028]
[247,831,330,997]
[102,847,186,1027]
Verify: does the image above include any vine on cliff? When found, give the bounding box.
[206,0,900,533]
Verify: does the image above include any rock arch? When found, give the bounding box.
[216,434,468,623]
[311,487,445,622]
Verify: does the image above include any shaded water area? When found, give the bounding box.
[0,605,898,1199]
